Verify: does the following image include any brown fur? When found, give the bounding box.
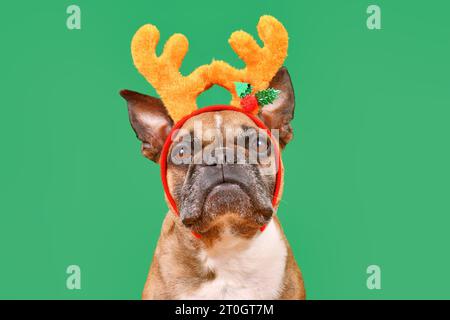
[121,67,304,300]
[142,110,305,299]
[142,213,305,300]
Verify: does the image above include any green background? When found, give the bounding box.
[1,0,449,299]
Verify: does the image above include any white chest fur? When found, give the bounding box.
[179,220,287,300]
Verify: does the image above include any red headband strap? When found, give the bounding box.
[159,106,283,238]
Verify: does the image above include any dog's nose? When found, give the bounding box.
[181,214,200,227]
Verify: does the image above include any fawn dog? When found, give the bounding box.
[120,16,305,299]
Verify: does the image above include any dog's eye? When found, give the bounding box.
[177,145,191,159]
[255,137,269,153]
[257,139,263,151]
[170,142,192,164]
[253,136,272,162]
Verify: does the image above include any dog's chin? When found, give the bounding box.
[204,183,250,210]
[189,183,273,233]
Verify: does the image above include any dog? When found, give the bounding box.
[120,66,306,300]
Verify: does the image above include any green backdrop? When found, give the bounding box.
[1,0,449,299]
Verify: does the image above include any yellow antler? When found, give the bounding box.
[130,16,288,120]
[209,16,289,107]
[131,24,210,122]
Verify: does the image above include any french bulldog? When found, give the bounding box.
[120,67,305,300]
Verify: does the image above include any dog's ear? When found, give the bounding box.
[120,90,174,163]
[259,67,295,148]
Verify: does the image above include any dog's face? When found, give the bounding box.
[166,110,277,234]
[121,68,295,237]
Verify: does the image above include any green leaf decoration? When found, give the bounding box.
[234,82,252,98]
[255,88,281,106]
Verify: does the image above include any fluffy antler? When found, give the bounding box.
[209,16,289,107]
[130,16,288,120]
[131,24,210,122]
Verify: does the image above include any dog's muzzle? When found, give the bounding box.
[159,105,283,238]
[179,162,275,227]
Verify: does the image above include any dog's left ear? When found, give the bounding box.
[259,67,295,148]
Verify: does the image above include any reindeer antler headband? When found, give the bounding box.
[131,15,289,122]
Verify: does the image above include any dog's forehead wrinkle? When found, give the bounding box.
[181,110,257,134]
[214,113,223,130]
[180,130,194,142]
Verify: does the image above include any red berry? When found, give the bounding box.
[240,95,259,113]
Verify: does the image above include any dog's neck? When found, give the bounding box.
[166,215,288,299]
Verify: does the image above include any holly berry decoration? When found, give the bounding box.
[234,82,281,114]
[240,95,259,113]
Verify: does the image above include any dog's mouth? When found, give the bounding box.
[177,163,275,233]
[203,182,250,212]
[181,181,273,233]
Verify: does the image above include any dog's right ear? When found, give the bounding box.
[120,90,174,163]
